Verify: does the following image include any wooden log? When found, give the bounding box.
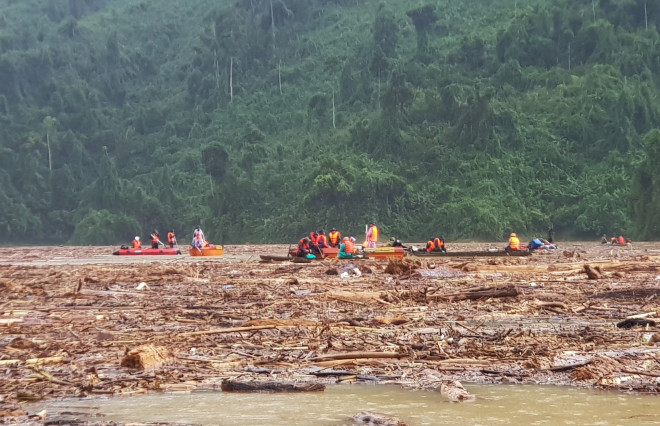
[25,356,64,366]
[430,284,519,300]
[583,264,602,279]
[353,411,407,425]
[120,344,173,370]
[417,369,475,402]
[440,380,476,402]
[616,318,656,328]
[220,380,325,393]
[309,351,404,362]
[626,311,657,319]
[178,325,276,337]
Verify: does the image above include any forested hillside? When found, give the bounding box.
[1,0,659,245]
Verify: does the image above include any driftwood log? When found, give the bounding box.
[418,369,476,402]
[120,344,173,370]
[431,284,519,300]
[220,380,325,393]
[353,411,407,426]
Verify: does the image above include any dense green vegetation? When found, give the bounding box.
[1,0,659,245]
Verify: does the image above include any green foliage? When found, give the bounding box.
[0,0,659,246]
[630,129,660,238]
[69,209,141,245]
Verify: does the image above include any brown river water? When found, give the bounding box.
[34,384,659,425]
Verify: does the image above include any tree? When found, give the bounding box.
[43,116,57,172]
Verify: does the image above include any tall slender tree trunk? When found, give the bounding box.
[568,42,571,70]
[270,0,275,42]
[47,132,52,172]
[332,89,336,129]
[214,50,220,89]
[592,0,596,22]
[377,71,381,110]
[278,59,282,94]
[644,1,648,32]
[230,57,234,103]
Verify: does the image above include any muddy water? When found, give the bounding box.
[37,384,659,425]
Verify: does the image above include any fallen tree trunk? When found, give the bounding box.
[430,284,519,300]
[221,380,325,393]
[417,369,475,402]
[353,411,407,426]
[309,351,404,362]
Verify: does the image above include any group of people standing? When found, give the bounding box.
[130,226,210,250]
[132,230,177,249]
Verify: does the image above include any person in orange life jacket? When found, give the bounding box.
[328,228,341,248]
[339,237,356,259]
[505,232,520,253]
[317,230,329,248]
[151,230,161,249]
[132,236,141,249]
[167,230,177,248]
[425,238,436,253]
[308,231,324,255]
[618,235,626,245]
[433,236,446,253]
[366,223,379,248]
[296,238,310,257]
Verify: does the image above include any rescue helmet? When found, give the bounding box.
[135,236,140,240]
[343,237,349,242]
[350,237,356,243]
[510,233,517,237]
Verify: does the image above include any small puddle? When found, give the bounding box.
[34,384,659,425]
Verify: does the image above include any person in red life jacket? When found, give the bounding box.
[328,228,341,248]
[433,236,446,253]
[151,230,161,249]
[610,237,617,245]
[317,230,329,248]
[167,230,177,248]
[505,232,520,253]
[425,238,436,253]
[296,237,310,257]
[618,235,626,245]
[366,223,379,248]
[132,236,141,249]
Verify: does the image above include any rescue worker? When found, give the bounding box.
[296,237,310,257]
[132,236,141,249]
[433,236,446,253]
[317,230,329,248]
[339,237,355,259]
[366,223,379,248]
[505,232,520,252]
[601,234,608,244]
[618,235,626,245]
[167,230,177,248]
[528,237,544,252]
[192,226,205,248]
[328,228,341,248]
[151,230,160,249]
[425,238,436,253]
